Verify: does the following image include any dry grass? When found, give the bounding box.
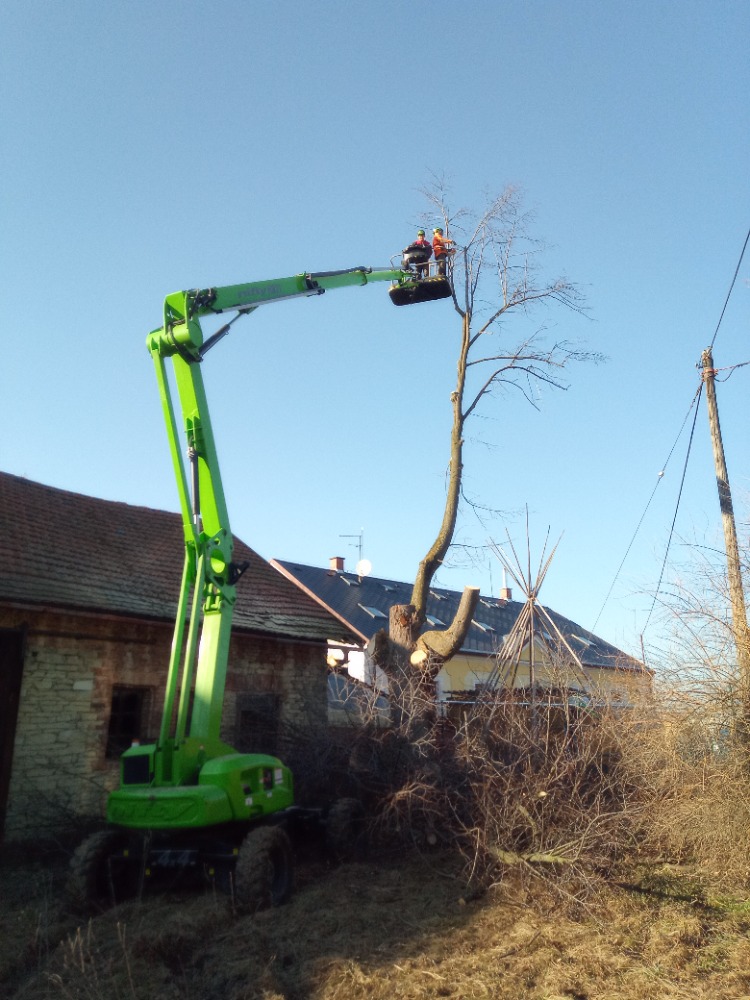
[4,845,750,1000]
[8,640,750,998]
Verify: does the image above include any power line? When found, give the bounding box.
[591,385,702,634]
[592,225,749,640]
[641,383,704,634]
[714,359,750,381]
[709,225,750,350]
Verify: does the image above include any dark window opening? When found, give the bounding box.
[0,628,25,841]
[235,693,281,756]
[106,686,151,758]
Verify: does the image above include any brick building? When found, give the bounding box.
[0,472,353,841]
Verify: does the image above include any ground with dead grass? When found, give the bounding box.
[3,844,750,1000]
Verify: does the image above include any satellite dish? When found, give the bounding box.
[356,558,372,578]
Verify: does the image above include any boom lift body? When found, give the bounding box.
[71,266,422,909]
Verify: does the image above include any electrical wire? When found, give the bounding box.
[641,382,704,634]
[592,225,749,640]
[713,359,750,381]
[709,225,750,350]
[591,384,702,634]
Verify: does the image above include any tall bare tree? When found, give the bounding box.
[376,181,598,703]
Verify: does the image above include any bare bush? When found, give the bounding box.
[283,561,750,896]
[627,523,750,885]
[618,685,750,885]
[331,670,648,892]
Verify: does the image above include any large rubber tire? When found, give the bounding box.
[67,829,139,912]
[326,797,366,862]
[234,826,293,914]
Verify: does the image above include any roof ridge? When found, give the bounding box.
[0,472,355,644]
[0,469,177,520]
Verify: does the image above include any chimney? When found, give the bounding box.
[329,556,345,573]
[499,568,511,602]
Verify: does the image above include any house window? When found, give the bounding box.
[472,620,496,633]
[236,693,281,756]
[426,614,447,627]
[572,634,594,648]
[106,685,151,758]
[358,604,387,619]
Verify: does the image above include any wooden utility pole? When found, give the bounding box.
[701,348,750,737]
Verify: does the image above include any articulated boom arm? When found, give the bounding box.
[145,265,404,778]
[157,266,405,363]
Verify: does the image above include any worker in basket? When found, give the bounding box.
[402,229,433,278]
[432,227,456,275]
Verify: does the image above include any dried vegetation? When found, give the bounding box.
[6,662,750,999]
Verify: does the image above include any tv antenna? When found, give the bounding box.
[340,529,364,562]
[340,529,371,578]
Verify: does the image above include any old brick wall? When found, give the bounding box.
[224,635,327,747]
[1,606,327,841]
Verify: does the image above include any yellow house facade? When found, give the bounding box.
[441,641,652,708]
[272,559,651,713]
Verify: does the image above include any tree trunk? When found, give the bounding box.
[410,312,471,624]
[373,313,477,725]
[384,604,426,729]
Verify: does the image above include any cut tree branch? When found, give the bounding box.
[411,586,480,666]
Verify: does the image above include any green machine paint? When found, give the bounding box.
[68,265,445,911]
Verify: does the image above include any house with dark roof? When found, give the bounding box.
[0,472,356,842]
[271,557,651,716]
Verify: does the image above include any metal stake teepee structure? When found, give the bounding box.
[481,519,593,702]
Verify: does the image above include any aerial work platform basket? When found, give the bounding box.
[389,272,452,306]
[388,252,453,306]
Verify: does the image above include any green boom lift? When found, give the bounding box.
[68,264,439,912]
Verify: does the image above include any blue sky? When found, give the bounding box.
[2,0,748,661]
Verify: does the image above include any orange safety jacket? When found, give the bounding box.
[432,233,454,258]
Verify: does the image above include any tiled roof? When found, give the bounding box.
[271,560,645,673]
[0,472,354,644]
